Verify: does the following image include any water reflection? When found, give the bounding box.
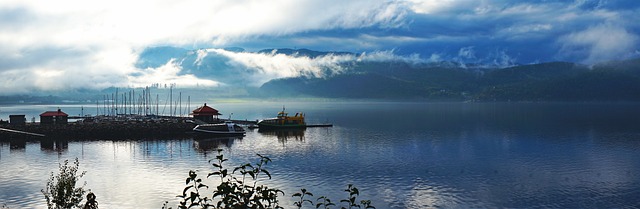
[40,140,68,152]
[9,140,26,150]
[193,136,243,151]
[2,103,640,208]
[257,129,305,144]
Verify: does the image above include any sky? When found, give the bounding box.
[1,0,640,94]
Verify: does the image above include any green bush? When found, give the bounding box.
[165,149,375,209]
[41,158,89,209]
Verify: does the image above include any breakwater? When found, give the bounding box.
[0,117,196,140]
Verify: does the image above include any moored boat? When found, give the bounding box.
[257,107,306,129]
[193,121,246,136]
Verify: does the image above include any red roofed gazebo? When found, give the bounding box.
[40,109,69,124]
[191,103,222,123]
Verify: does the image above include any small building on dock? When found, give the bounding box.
[40,109,68,124]
[9,115,26,125]
[191,103,221,123]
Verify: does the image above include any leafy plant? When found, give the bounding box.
[315,196,335,209]
[177,170,210,209]
[83,192,98,209]
[340,184,374,209]
[167,150,375,209]
[41,158,88,209]
[170,149,284,208]
[292,188,313,209]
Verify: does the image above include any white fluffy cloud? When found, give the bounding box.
[558,24,639,64]
[193,49,428,86]
[129,59,220,88]
[0,0,407,94]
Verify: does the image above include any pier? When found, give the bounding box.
[0,116,195,140]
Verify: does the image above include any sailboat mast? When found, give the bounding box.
[115,88,118,115]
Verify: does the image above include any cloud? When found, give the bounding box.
[0,0,409,94]
[0,0,639,95]
[128,59,220,88]
[558,24,639,64]
[200,49,356,85]
[190,49,434,86]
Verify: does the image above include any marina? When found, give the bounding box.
[0,104,332,140]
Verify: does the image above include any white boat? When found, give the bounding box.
[193,121,246,136]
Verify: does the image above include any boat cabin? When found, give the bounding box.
[276,111,305,125]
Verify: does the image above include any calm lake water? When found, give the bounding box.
[1,102,640,208]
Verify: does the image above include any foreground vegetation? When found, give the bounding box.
[41,158,97,209]
[164,149,375,209]
[33,151,374,209]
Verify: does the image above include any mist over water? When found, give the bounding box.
[1,102,640,208]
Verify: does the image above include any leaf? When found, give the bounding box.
[261,169,272,179]
[352,187,359,196]
[208,172,221,178]
[182,185,193,196]
[190,192,198,202]
[293,193,302,197]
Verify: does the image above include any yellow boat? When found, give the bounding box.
[257,107,306,129]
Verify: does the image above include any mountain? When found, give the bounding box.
[129,46,640,101]
[260,59,640,101]
[5,46,634,103]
